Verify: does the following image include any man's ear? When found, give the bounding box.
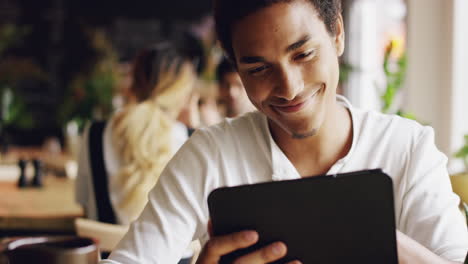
[334,14,345,56]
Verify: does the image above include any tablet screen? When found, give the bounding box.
[208,169,398,264]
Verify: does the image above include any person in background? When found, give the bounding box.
[75,41,196,225]
[175,31,223,132]
[76,42,197,263]
[176,31,207,77]
[197,79,224,126]
[216,57,255,118]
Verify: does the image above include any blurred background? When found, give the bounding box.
[1,0,467,171]
[0,0,214,146]
[0,0,467,261]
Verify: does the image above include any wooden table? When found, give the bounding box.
[0,175,83,234]
[0,146,77,179]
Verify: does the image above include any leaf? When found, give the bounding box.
[455,146,468,159]
[56,29,119,128]
[339,63,353,83]
[396,110,417,121]
[380,40,411,118]
[0,86,35,129]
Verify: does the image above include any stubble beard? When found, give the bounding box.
[291,128,318,139]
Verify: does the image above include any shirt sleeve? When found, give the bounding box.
[399,127,468,262]
[171,122,189,152]
[100,129,218,264]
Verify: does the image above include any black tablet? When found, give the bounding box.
[207,169,398,264]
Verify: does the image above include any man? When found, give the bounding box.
[216,57,255,117]
[101,0,468,263]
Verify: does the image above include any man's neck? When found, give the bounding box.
[269,103,353,177]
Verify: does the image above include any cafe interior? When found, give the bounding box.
[0,0,467,263]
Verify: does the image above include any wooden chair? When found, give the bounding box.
[451,173,468,203]
[74,218,128,253]
[450,173,468,225]
[74,218,201,263]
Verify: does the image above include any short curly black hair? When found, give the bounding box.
[214,0,342,62]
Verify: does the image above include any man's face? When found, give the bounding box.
[219,71,253,117]
[231,0,344,138]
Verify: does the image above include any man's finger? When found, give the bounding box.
[232,241,287,264]
[208,220,213,237]
[285,261,302,264]
[198,230,258,263]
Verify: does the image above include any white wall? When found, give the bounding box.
[343,0,381,111]
[405,0,468,173]
[449,0,468,172]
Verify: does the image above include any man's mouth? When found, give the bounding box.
[271,86,322,114]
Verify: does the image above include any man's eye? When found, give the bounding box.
[248,65,269,75]
[198,98,206,106]
[295,50,315,60]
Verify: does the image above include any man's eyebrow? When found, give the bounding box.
[239,56,266,64]
[286,35,311,52]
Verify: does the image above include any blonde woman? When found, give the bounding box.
[76,42,197,226]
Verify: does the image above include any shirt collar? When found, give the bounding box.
[263,95,357,180]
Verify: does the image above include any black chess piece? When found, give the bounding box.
[32,159,43,187]
[17,159,28,188]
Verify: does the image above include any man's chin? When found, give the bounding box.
[291,128,318,139]
[267,117,319,140]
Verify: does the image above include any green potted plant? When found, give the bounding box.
[58,29,119,131]
[380,39,418,120]
[451,135,468,225]
[0,24,41,153]
[57,29,119,159]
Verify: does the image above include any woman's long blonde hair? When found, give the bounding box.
[111,43,196,222]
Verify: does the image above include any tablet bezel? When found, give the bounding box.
[207,169,398,264]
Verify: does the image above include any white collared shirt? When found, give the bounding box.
[101,96,468,263]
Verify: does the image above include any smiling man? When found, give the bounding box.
[101,0,468,263]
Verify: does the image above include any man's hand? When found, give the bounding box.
[396,230,460,264]
[196,230,301,264]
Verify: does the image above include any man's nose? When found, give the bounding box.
[274,66,304,101]
[228,86,236,99]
